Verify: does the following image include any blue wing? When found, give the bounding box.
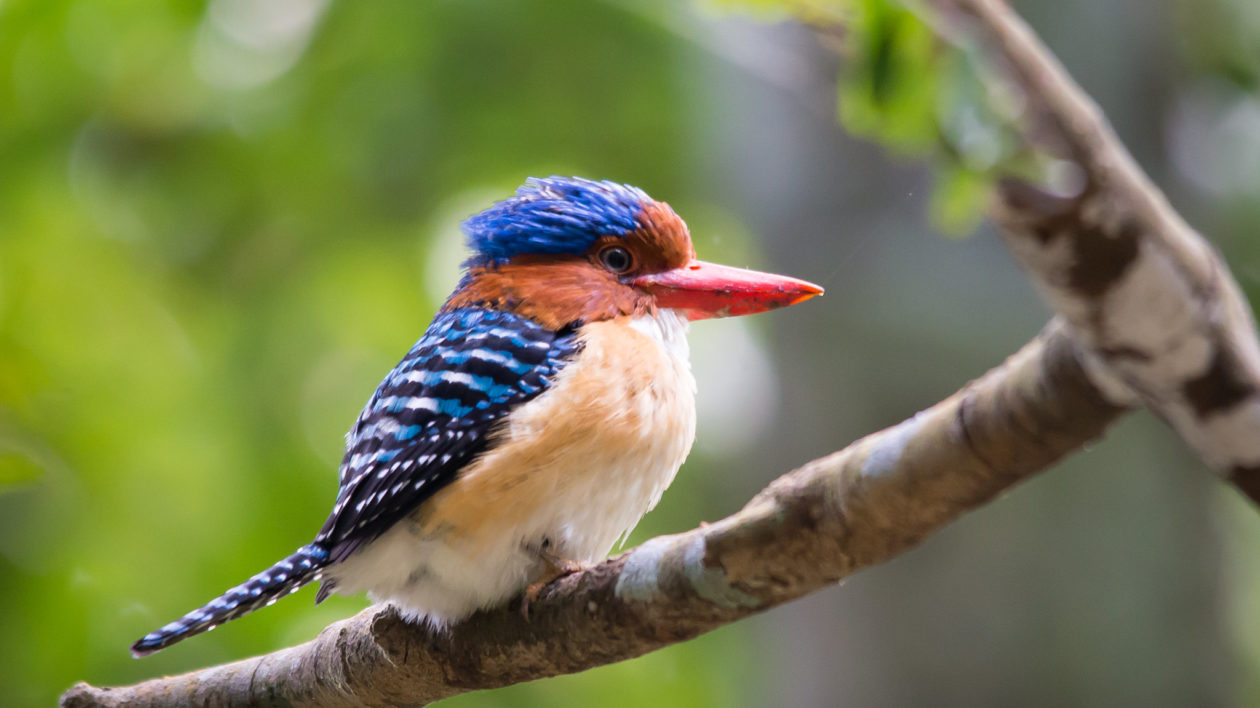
[132,307,580,654]
[316,307,581,563]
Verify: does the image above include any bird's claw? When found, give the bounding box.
[520,555,585,621]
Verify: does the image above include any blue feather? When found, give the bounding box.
[319,307,582,554]
[462,176,652,261]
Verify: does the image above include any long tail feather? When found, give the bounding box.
[130,543,329,657]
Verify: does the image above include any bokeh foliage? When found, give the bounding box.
[0,1,758,704]
[4,0,1260,706]
[719,0,1025,236]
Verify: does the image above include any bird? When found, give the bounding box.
[130,176,822,657]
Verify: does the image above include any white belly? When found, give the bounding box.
[326,310,696,625]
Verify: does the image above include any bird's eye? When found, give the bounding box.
[598,246,634,274]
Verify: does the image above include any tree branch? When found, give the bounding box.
[928,0,1260,501]
[62,0,1260,705]
[62,322,1124,707]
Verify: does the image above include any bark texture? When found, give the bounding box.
[931,0,1260,500]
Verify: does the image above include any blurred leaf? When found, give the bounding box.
[929,164,990,237]
[706,0,797,13]
[837,0,941,156]
[0,452,42,491]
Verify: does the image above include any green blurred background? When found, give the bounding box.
[3,0,1260,705]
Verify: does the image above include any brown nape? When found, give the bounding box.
[444,259,654,331]
[446,200,697,330]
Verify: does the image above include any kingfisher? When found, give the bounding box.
[131,176,822,656]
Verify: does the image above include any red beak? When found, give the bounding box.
[631,260,823,321]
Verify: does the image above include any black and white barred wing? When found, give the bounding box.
[317,307,580,562]
[131,307,578,656]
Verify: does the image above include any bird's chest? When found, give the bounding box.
[418,311,697,560]
[324,311,697,622]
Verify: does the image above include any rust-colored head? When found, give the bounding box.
[447,177,822,329]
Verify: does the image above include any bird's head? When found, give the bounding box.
[446,176,822,329]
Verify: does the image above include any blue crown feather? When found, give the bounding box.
[462,176,651,262]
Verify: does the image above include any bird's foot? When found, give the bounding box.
[520,548,585,621]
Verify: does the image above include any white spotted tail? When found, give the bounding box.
[130,544,329,657]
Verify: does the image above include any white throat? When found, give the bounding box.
[629,308,691,366]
